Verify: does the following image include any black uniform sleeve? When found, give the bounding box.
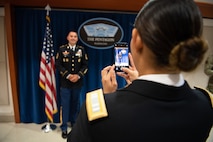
[67,102,92,142]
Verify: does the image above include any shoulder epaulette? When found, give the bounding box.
[194,86,213,108]
[86,89,108,121]
[78,46,83,49]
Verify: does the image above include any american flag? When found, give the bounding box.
[39,15,57,123]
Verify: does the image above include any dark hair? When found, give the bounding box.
[134,0,208,72]
[68,30,77,35]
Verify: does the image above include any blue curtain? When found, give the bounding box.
[15,7,136,123]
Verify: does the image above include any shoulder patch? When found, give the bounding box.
[194,86,213,108]
[86,89,108,121]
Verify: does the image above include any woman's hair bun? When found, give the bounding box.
[169,37,208,72]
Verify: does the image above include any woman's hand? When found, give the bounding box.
[101,65,118,94]
[117,53,139,85]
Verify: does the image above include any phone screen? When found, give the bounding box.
[114,42,129,72]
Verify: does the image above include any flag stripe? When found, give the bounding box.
[39,14,57,123]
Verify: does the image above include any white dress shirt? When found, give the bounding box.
[138,74,184,87]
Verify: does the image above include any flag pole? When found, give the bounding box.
[40,4,57,133]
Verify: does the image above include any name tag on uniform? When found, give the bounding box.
[86,89,108,121]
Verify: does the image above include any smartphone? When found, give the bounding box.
[114,42,129,72]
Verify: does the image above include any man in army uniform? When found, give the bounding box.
[55,31,88,139]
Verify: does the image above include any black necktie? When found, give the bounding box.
[70,46,74,51]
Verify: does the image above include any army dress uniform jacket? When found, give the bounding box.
[55,44,88,88]
[68,80,213,142]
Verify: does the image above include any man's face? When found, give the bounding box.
[67,32,78,46]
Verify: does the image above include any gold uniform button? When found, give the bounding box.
[72,64,74,66]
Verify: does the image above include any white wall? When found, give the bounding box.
[0,7,14,122]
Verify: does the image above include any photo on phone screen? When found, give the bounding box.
[114,42,129,72]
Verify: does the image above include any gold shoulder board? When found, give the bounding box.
[195,86,213,108]
[86,89,108,121]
